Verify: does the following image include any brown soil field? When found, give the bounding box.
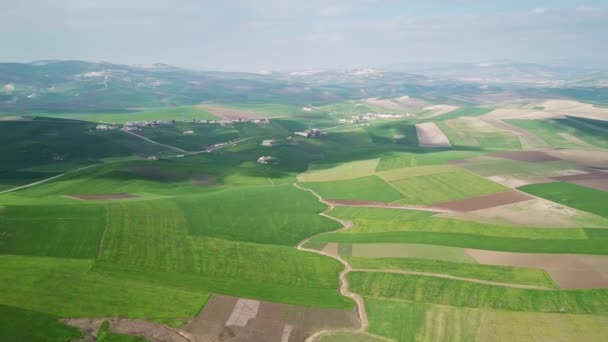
[545,149,608,168]
[182,294,358,342]
[492,151,560,163]
[198,104,265,120]
[430,190,532,212]
[415,122,451,147]
[63,318,189,342]
[552,171,608,191]
[67,193,138,201]
[466,249,608,289]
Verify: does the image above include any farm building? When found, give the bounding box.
[294,128,322,138]
[257,156,277,164]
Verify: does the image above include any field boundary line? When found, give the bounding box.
[122,129,190,153]
[292,182,392,342]
[350,268,552,290]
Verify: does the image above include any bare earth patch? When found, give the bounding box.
[415,122,451,147]
[544,149,608,168]
[438,198,608,228]
[466,249,608,289]
[63,318,189,342]
[197,104,265,120]
[422,104,459,118]
[181,294,358,342]
[492,151,560,163]
[66,193,138,201]
[486,175,553,188]
[429,190,532,212]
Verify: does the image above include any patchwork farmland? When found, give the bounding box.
[1,74,608,341]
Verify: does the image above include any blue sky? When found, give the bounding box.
[1,1,607,71]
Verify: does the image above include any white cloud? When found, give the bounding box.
[530,7,547,15]
[1,84,15,94]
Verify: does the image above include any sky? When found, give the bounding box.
[1,0,607,71]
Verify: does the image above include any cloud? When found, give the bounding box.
[530,7,547,15]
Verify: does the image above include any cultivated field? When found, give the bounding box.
[1,92,607,341]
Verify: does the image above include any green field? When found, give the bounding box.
[0,304,81,342]
[508,117,608,149]
[375,150,485,171]
[350,272,608,314]
[388,169,507,205]
[3,75,608,342]
[437,119,522,150]
[519,182,608,218]
[302,175,404,202]
[347,257,556,288]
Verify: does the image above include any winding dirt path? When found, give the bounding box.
[293,182,392,342]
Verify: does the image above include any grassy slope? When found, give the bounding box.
[519,182,608,218]
[0,304,82,342]
[0,204,105,258]
[0,255,208,321]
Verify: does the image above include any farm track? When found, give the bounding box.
[293,182,393,342]
[294,182,557,341]
[122,129,190,153]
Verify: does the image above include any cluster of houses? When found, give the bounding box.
[294,128,323,138]
[257,156,277,164]
[341,113,409,124]
[122,120,171,131]
[190,118,270,126]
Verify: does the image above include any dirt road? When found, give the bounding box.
[293,183,392,342]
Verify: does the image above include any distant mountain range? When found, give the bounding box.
[0,60,606,112]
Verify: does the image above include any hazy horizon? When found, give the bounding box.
[2,1,608,72]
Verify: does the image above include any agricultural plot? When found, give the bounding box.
[415,122,451,147]
[466,249,608,289]
[349,272,608,314]
[298,159,379,182]
[342,243,476,263]
[182,294,358,341]
[347,257,556,289]
[0,304,81,342]
[0,255,208,321]
[364,298,481,342]
[375,150,485,171]
[508,117,608,149]
[366,121,419,146]
[519,182,608,218]
[362,297,608,342]
[437,118,522,150]
[439,198,608,228]
[302,175,404,203]
[388,169,507,205]
[0,204,105,258]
